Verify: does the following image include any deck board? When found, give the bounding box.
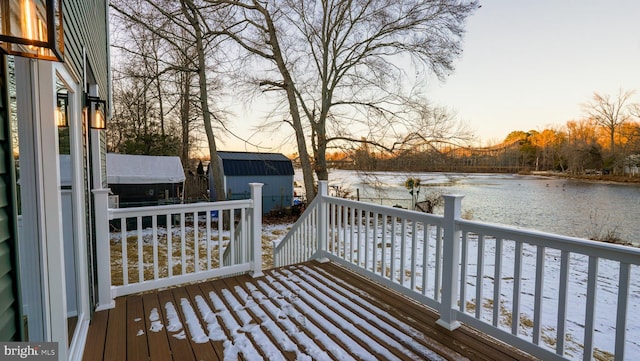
[103,297,126,361]
[172,285,220,361]
[83,261,538,361]
[156,289,195,361]
[126,295,149,360]
[293,264,443,360]
[81,308,108,361]
[141,293,173,361]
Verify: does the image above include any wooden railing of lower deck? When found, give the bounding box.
[273,181,640,361]
[94,183,263,306]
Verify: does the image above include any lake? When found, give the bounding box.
[296,169,640,246]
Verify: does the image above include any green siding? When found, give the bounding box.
[63,0,109,98]
[0,55,20,341]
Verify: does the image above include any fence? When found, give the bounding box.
[273,181,640,361]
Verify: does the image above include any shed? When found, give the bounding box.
[107,153,185,207]
[208,151,294,214]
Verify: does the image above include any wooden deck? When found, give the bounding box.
[82,261,537,361]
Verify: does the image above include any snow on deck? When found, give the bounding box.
[84,262,536,361]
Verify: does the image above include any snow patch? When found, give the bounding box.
[180,297,209,343]
[148,307,164,332]
[164,302,183,332]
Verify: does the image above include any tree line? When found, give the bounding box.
[336,90,640,175]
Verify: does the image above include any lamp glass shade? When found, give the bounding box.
[90,102,105,129]
[0,0,64,61]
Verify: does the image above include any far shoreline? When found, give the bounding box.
[529,171,640,185]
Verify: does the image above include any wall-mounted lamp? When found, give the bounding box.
[55,92,68,127]
[85,94,106,129]
[0,0,64,61]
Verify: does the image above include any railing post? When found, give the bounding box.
[249,183,264,277]
[316,181,329,263]
[93,188,115,311]
[437,194,464,331]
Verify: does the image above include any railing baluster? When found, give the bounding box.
[556,250,569,356]
[390,217,397,282]
[342,206,347,259]
[206,211,211,270]
[371,212,378,273]
[583,257,599,361]
[364,210,370,269]
[312,206,317,259]
[121,217,128,285]
[493,237,503,327]
[355,208,359,263]
[152,215,158,280]
[512,240,523,335]
[475,234,485,320]
[460,232,468,312]
[230,208,236,264]
[615,263,630,361]
[194,211,199,272]
[410,221,417,291]
[422,224,429,297]
[240,207,246,263]
[400,219,407,285]
[349,207,355,262]
[332,204,337,257]
[381,214,387,279]
[137,216,143,282]
[180,212,186,274]
[434,225,442,302]
[533,245,545,345]
[218,209,223,267]
[167,213,172,277]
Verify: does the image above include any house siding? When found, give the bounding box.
[0,55,20,341]
[63,0,109,98]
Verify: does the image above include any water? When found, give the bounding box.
[299,169,640,246]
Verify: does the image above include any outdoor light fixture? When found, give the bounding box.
[85,94,106,129]
[55,92,68,127]
[0,0,64,61]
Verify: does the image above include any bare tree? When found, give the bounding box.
[631,103,640,120]
[209,0,478,200]
[111,0,228,199]
[582,89,635,172]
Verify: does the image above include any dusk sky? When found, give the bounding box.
[425,0,640,145]
[224,1,640,153]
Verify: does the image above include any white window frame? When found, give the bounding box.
[14,58,93,360]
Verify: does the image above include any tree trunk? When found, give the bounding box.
[182,0,225,200]
[261,6,317,201]
[180,71,191,166]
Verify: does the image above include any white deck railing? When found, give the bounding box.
[273,181,640,361]
[94,183,263,307]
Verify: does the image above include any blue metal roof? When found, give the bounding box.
[217,151,294,176]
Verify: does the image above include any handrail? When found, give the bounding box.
[273,180,639,361]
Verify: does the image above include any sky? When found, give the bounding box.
[223,1,640,153]
[424,0,640,145]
